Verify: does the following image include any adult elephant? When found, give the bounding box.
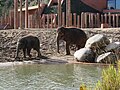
[15,35,41,59]
[57,27,87,55]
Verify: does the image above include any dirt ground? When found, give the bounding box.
[0,28,119,66]
[0,29,77,64]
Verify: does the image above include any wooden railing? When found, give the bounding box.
[0,12,120,29]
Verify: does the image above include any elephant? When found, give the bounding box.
[15,35,41,59]
[57,27,87,55]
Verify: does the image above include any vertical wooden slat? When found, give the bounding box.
[38,0,40,28]
[66,0,71,27]
[112,14,115,27]
[58,0,62,27]
[77,15,80,28]
[69,13,72,26]
[116,14,118,27]
[84,13,87,28]
[62,12,65,27]
[53,14,57,28]
[20,0,23,29]
[108,13,111,27]
[91,13,93,28]
[88,13,91,28]
[101,14,104,24]
[42,14,45,28]
[25,0,28,28]
[14,0,18,29]
[47,14,49,28]
[73,13,76,27]
[0,17,2,25]
[97,13,100,28]
[50,14,53,28]
[81,12,84,28]
[104,14,107,24]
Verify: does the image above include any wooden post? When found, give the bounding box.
[25,0,28,28]
[77,15,80,28]
[54,14,57,28]
[88,13,91,28]
[38,0,40,28]
[84,13,87,28]
[81,12,84,28]
[62,12,65,27]
[104,14,107,24]
[43,14,45,28]
[116,14,118,27]
[14,0,18,29]
[91,13,93,28]
[108,12,111,27]
[66,0,71,27]
[58,0,62,27]
[50,14,53,28]
[73,13,76,27]
[18,0,23,29]
[0,16,2,25]
[97,13,100,28]
[47,14,49,28]
[101,14,104,24]
[112,14,115,27]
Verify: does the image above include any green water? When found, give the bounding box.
[0,63,103,90]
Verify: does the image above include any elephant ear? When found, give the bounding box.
[57,26,65,35]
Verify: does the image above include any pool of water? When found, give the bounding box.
[0,63,104,90]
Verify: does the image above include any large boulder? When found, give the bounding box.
[96,52,118,64]
[74,48,95,63]
[105,42,120,59]
[105,42,120,52]
[85,34,110,49]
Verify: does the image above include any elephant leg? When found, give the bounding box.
[66,42,70,55]
[77,45,81,50]
[27,48,32,58]
[23,48,26,58]
[34,48,41,57]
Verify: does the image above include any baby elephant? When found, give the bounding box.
[57,27,87,55]
[15,35,41,59]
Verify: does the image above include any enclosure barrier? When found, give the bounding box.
[0,12,120,29]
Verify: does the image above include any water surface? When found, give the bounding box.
[0,63,104,90]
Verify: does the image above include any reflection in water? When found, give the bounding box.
[0,64,104,90]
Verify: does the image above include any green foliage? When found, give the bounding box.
[95,64,120,90]
[80,63,120,90]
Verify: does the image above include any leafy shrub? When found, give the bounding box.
[80,62,120,90]
[95,64,120,90]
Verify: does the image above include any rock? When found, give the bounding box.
[85,34,110,49]
[105,42,120,52]
[96,52,117,64]
[105,42,120,59]
[74,48,95,63]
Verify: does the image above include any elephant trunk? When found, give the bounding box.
[15,44,20,58]
[57,34,60,53]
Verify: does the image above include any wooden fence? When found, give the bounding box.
[0,12,120,29]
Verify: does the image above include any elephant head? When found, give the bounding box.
[56,27,66,53]
[15,39,26,59]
